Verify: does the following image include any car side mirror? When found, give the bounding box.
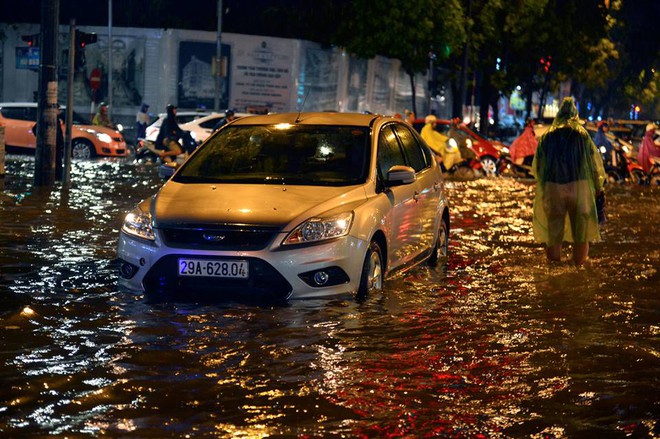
[385,165,416,187]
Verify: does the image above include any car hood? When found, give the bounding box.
[75,124,122,137]
[151,182,368,229]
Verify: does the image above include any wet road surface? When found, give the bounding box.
[0,155,658,437]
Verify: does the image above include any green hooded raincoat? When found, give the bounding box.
[531,98,606,245]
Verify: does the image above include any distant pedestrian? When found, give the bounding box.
[135,103,150,142]
[637,123,660,173]
[509,117,538,165]
[531,97,606,266]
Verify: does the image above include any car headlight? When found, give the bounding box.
[283,212,353,245]
[121,207,155,241]
[96,132,112,143]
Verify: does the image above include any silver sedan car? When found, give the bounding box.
[118,112,450,300]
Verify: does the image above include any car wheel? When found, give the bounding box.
[72,139,95,159]
[480,156,498,176]
[427,217,449,266]
[357,241,383,298]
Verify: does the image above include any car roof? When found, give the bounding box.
[0,102,37,107]
[230,112,382,127]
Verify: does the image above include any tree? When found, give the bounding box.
[332,0,466,116]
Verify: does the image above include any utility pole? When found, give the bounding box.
[107,0,113,121]
[214,0,223,111]
[34,0,59,186]
[63,20,75,184]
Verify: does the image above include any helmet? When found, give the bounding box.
[425,114,437,124]
[166,104,177,111]
[225,108,235,117]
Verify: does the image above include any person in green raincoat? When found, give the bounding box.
[531,97,606,266]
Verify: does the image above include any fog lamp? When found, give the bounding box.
[313,271,329,286]
[119,260,139,279]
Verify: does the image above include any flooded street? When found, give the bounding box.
[0,154,658,437]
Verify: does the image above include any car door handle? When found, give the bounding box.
[433,182,440,191]
[413,191,420,201]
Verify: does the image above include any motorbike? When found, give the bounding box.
[439,138,486,180]
[640,156,660,186]
[135,130,198,163]
[599,143,645,185]
[496,148,534,179]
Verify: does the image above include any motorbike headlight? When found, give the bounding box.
[116,123,124,132]
[501,146,510,154]
[283,212,353,245]
[96,132,112,144]
[121,207,155,241]
[599,146,606,154]
[447,138,458,151]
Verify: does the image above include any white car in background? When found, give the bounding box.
[179,112,252,143]
[144,111,252,144]
[143,110,211,142]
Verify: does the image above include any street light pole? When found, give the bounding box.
[63,19,75,184]
[214,0,223,112]
[107,0,113,121]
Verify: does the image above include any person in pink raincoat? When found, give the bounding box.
[509,118,538,165]
[637,123,660,173]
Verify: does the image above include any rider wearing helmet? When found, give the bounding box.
[213,108,237,131]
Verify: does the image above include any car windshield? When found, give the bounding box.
[174,124,371,186]
[61,110,91,125]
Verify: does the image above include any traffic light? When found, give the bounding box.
[74,30,97,69]
[21,34,40,47]
[539,56,552,73]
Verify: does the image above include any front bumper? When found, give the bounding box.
[99,139,128,157]
[117,230,368,300]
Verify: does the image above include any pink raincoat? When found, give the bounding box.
[637,125,660,173]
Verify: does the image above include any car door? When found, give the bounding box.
[376,124,422,270]
[392,123,441,254]
[0,105,36,149]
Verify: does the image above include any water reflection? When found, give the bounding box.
[0,155,658,437]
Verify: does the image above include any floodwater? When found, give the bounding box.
[0,154,658,438]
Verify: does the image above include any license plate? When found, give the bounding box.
[178,259,249,278]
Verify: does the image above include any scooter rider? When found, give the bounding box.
[154,104,183,163]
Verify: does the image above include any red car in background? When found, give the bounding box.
[412,118,505,176]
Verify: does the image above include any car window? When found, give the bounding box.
[199,117,223,129]
[434,123,451,136]
[1,107,30,121]
[377,125,407,179]
[175,124,370,186]
[393,124,429,172]
[177,114,207,124]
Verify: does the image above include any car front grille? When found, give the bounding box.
[142,255,293,300]
[160,225,280,251]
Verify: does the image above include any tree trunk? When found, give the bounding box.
[409,72,417,118]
